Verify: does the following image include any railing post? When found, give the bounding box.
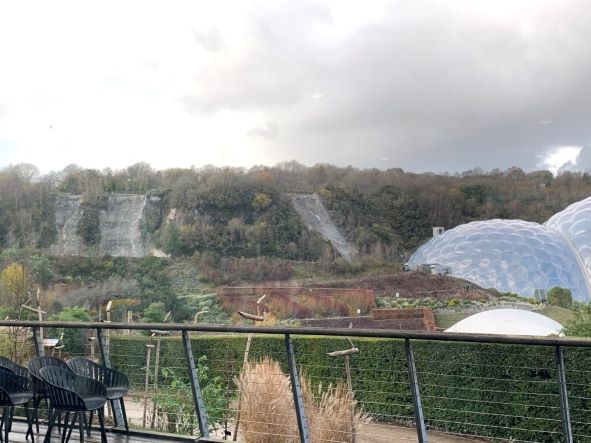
[182,330,209,438]
[285,334,310,443]
[96,328,110,366]
[97,328,125,428]
[405,338,427,443]
[555,345,573,443]
[32,326,43,357]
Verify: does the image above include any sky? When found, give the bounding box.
[1,0,591,175]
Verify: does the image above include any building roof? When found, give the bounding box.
[445,308,563,336]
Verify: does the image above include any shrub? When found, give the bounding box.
[234,357,369,443]
[234,358,298,442]
[48,307,91,355]
[301,375,370,443]
[547,286,572,308]
[153,356,225,435]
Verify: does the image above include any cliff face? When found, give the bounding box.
[50,195,84,255]
[290,193,357,262]
[98,194,147,257]
[50,194,160,257]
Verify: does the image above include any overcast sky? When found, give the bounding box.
[1,0,591,175]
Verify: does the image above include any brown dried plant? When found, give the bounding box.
[235,358,299,443]
[235,358,370,443]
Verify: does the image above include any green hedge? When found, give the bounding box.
[110,335,590,442]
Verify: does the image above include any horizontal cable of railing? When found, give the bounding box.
[1,320,591,347]
[0,320,586,443]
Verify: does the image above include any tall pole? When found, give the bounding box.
[327,336,359,443]
[36,289,43,343]
[143,343,154,428]
[233,295,266,441]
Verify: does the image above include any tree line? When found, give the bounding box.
[2,162,591,261]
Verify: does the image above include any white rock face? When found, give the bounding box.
[50,195,84,255]
[99,194,147,257]
[290,193,357,262]
[51,194,148,257]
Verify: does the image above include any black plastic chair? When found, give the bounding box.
[0,356,30,435]
[67,358,129,433]
[0,366,35,443]
[0,356,29,378]
[39,366,107,443]
[28,356,70,434]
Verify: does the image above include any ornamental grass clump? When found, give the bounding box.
[235,358,299,443]
[235,357,369,443]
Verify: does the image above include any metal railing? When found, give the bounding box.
[1,320,590,442]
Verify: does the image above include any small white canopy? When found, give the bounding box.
[445,309,563,336]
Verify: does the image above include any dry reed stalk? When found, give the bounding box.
[235,358,370,443]
[235,358,299,443]
[302,376,370,443]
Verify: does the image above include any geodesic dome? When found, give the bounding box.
[407,219,590,302]
[445,309,563,336]
[545,196,591,276]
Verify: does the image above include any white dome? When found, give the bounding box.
[445,309,563,336]
[407,219,590,301]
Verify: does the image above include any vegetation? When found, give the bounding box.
[111,334,587,442]
[235,357,369,442]
[563,304,591,337]
[153,356,225,435]
[48,307,91,354]
[2,162,591,263]
[546,286,573,308]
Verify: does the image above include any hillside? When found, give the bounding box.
[305,272,496,300]
[2,163,591,264]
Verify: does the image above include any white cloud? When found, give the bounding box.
[537,146,582,176]
[1,0,591,173]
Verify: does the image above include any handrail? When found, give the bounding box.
[0,320,588,347]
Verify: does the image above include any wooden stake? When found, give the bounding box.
[328,335,358,443]
[143,343,154,428]
[233,295,267,441]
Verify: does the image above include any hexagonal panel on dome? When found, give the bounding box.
[407,219,589,301]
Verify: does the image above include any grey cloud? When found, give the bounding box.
[180,0,331,114]
[248,121,279,140]
[182,0,591,172]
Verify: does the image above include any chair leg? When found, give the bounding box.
[33,397,41,434]
[0,407,6,443]
[120,398,129,433]
[3,407,8,443]
[43,409,57,443]
[61,411,70,443]
[97,408,108,443]
[109,399,117,428]
[24,403,35,443]
[78,412,84,443]
[7,406,13,432]
[57,410,62,433]
[65,412,76,443]
[85,410,93,436]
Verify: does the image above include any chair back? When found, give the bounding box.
[0,366,33,406]
[0,366,14,406]
[39,366,86,410]
[68,357,129,391]
[67,357,101,380]
[0,356,28,378]
[28,356,69,396]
